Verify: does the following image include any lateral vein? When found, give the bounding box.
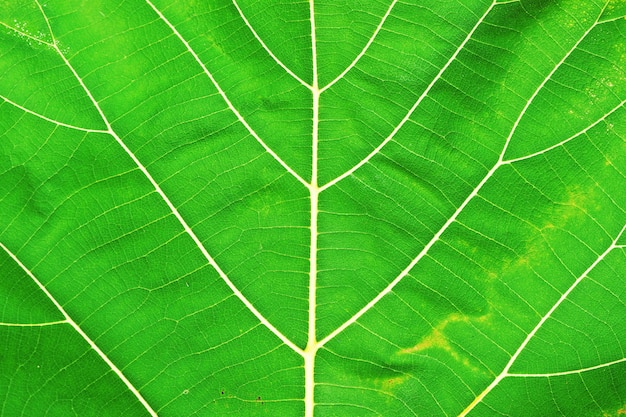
[508,357,626,377]
[0,95,108,133]
[319,0,398,93]
[503,98,626,165]
[458,224,625,416]
[34,0,302,359]
[0,320,68,327]
[319,1,611,350]
[144,0,310,188]
[0,242,159,417]
[0,20,54,47]
[232,0,312,90]
[319,1,497,191]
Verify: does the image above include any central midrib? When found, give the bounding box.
[304,1,320,416]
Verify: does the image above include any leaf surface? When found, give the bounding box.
[1,0,625,416]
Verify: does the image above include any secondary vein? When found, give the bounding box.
[0,242,159,417]
[144,0,310,188]
[34,0,303,364]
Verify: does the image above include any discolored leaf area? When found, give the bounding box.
[1,0,625,416]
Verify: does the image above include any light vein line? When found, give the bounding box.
[231,0,312,90]
[598,13,626,24]
[496,7,608,159]
[0,320,67,327]
[317,160,500,348]
[503,98,626,165]
[34,0,302,357]
[0,242,158,417]
[508,357,626,377]
[0,20,54,47]
[0,95,109,133]
[319,1,497,192]
[458,224,625,417]
[319,0,398,93]
[144,0,310,188]
[318,5,608,349]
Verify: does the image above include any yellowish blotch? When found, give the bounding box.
[603,404,626,416]
[550,185,601,227]
[518,186,595,258]
[204,36,225,56]
[378,374,411,394]
[401,327,449,354]
[485,270,498,281]
[399,313,491,372]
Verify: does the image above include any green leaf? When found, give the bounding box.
[1,0,625,416]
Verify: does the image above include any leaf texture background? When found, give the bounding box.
[1,0,626,416]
